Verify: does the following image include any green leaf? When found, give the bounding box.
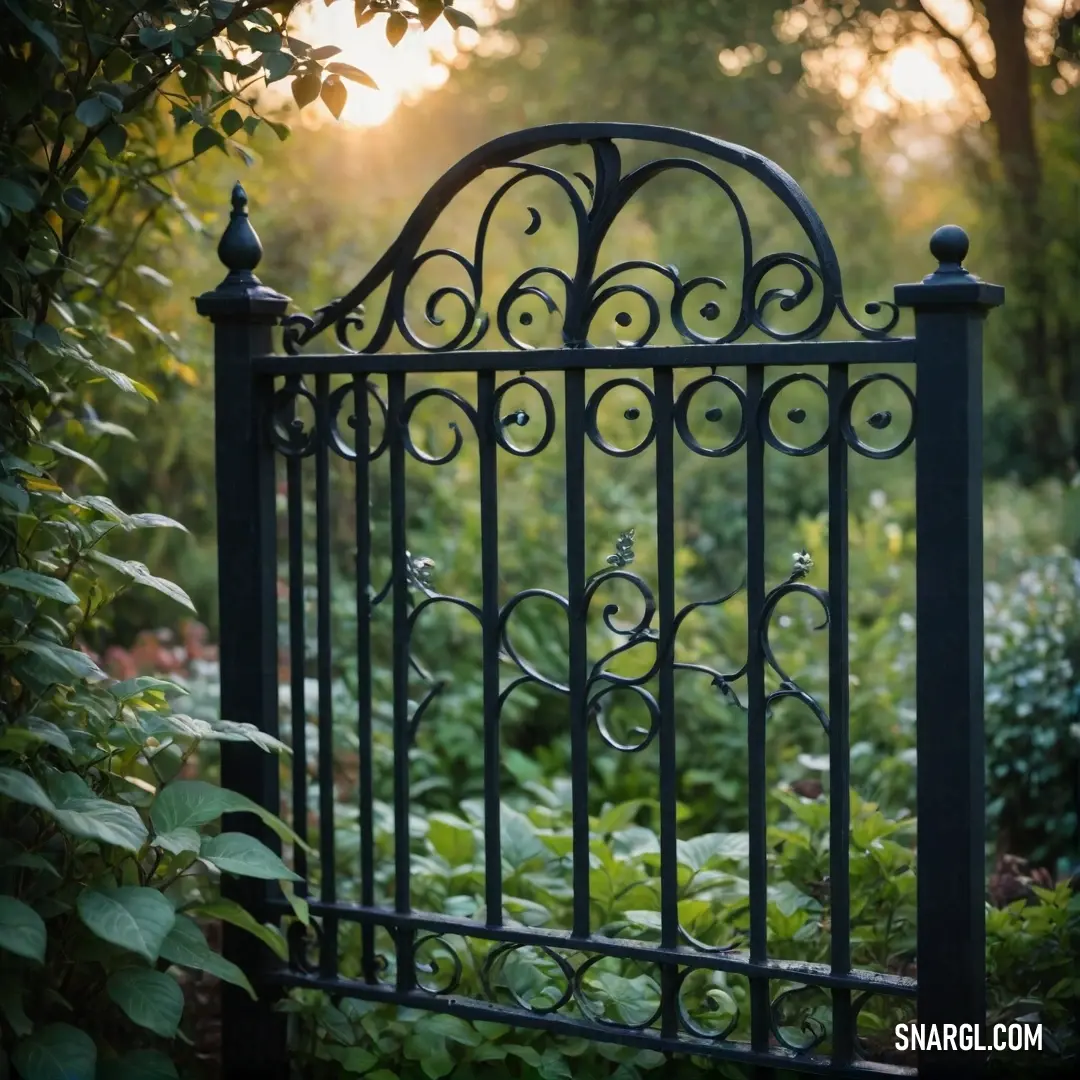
[151,779,307,851]
[0,982,32,1037]
[428,812,475,864]
[0,179,37,212]
[14,639,107,682]
[11,1023,96,1080]
[62,187,89,214]
[443,5,477,30]
[51,796,148,852]
[319,1046,378,1072]
[221,108,243,136]
[77,887,175,962]
[537,1048,574,1080]
[74,96,111,127]
[248,29,282,52]
[99,1049,178,1080]
[41,440,105,480]
[192,126,226,157]
[321,75,347,119]
[281,881,309,925]
[183,899,287,960]
[159,915,256,998]
[386,11,408,45]
[291,72,322,109]
[106,968,183,1038]
[154,827,201,855]
[200,833,301,881]
[325,62,378,89]
[264,52,294,83]
[0,569,79,605]
[0,767,55,813]
[0,481,29,511]
[310,45,342,60]
[87,552,195,612]
[108,675,185,700]
[138,27,174,50]
[97,124,128,159]
[268,120,290,141]
[0,896,47,963]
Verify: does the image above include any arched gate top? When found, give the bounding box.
[272,122,900,355]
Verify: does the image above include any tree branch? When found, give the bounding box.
[911,0,991,97]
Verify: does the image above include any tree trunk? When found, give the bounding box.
[981,0,1072,476]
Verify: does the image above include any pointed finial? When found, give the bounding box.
[217,180,262,274]
[928,224,969,277]
[195,182,290,322]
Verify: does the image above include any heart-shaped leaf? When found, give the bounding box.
[77,887,175,962]
[200,833,301,881]
[0,896,47,963]
[106,968,183,1038]
[11,1023,96,1080]
[159,915,255,998]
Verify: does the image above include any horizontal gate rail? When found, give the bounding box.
[252,337,915,375]
[197,122,1002,1080]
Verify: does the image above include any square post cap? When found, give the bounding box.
[195,182,290,322]
[894,225,1005,310]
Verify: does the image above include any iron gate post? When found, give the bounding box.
[197,183,291,1080]
[895,225,1004,1079]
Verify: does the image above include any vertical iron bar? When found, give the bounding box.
[654,367,679,1038]
[896,230,1003,1080]
[314,374,337,980]
[745,365,770,1055]
[388,370,414,990]
[828,365,853,1062]
[478,371,503,926]
[286,433,308,891]
[565,366,590,939]
[353,375,376,983]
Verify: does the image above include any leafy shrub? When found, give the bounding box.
[0,671,304,1079]
[985,555,1080,870]
[283,781,918,1079]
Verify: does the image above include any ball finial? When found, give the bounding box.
[929,224,969,272]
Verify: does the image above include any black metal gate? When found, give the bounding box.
[197,124,1002,1079]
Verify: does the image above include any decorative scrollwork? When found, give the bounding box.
[585,378,656,457]
[769,983,831,1053]
[481,942,575,1014]
[327,379,389,462]
[677,969,741,1039]
[573,955,664,1030]
[286,918,321,974]
[492,376,557,457]
[401,386,479,466]
[413,933,465,995]
[269,375,319,458]
[840,372,916,460]
[760,551,831,733]
[674,373,748,458]
[759,373,830,457]
[276,123,897,354]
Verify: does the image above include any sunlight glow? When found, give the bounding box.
[281,0,493,127]
[884,43,957,107]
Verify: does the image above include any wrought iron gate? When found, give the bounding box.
[197,124,1002,1079]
